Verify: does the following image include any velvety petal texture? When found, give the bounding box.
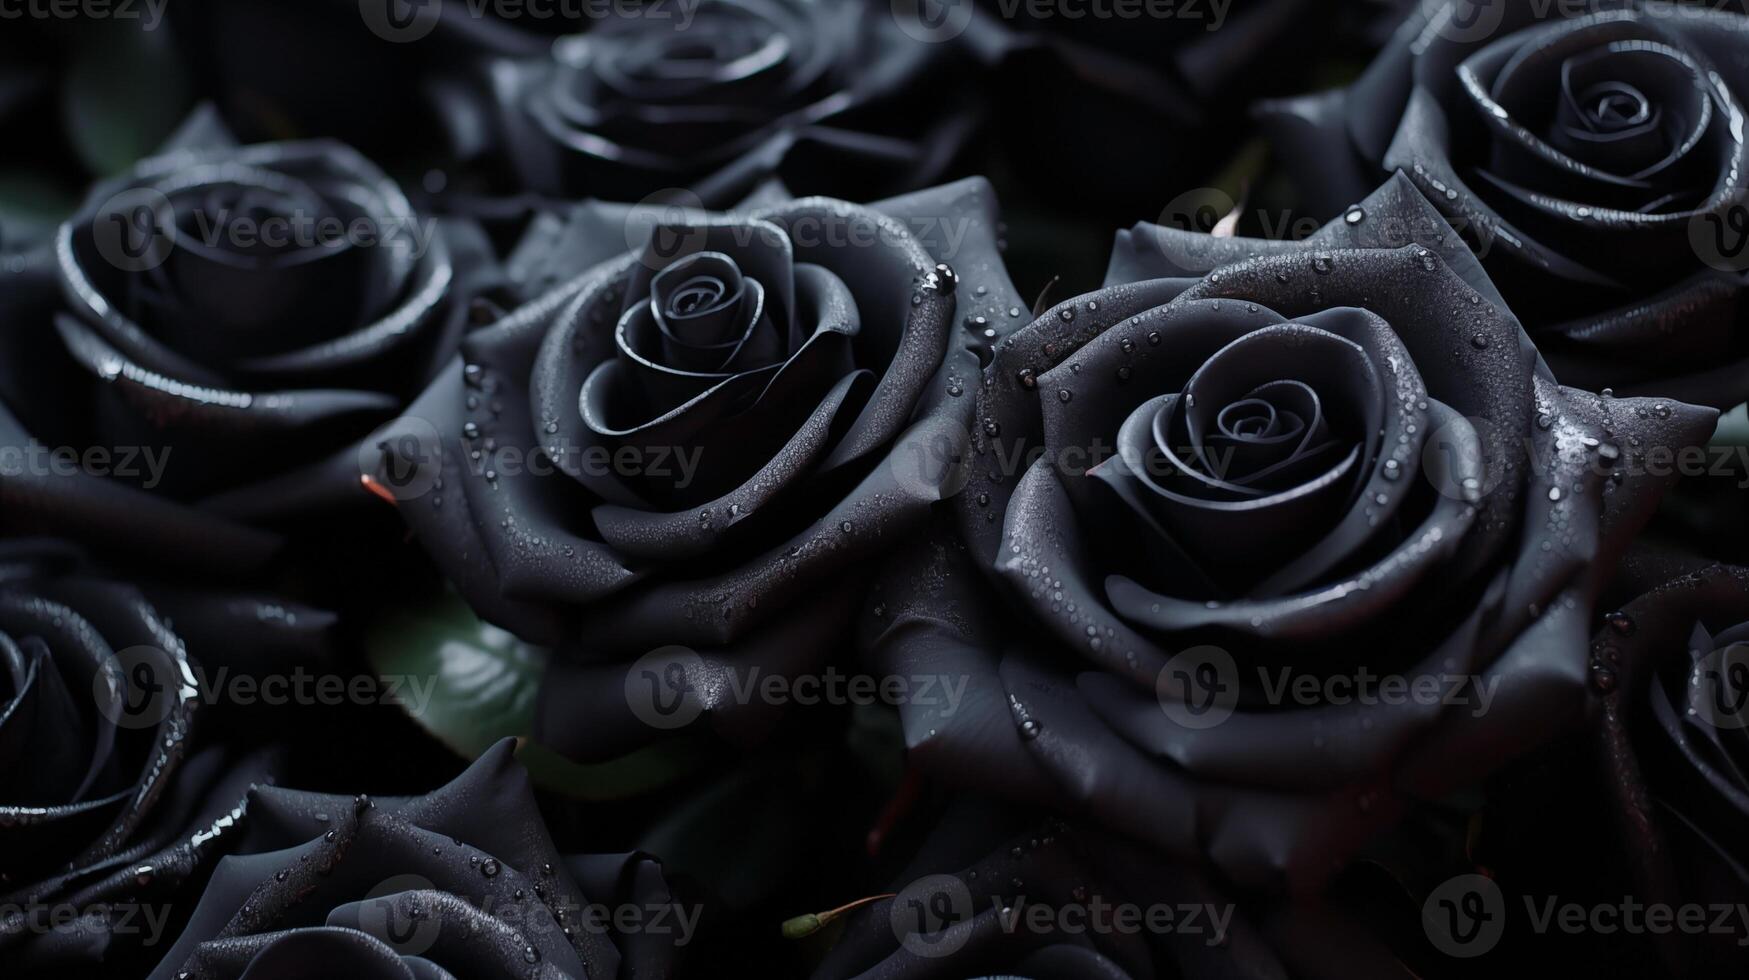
[3,124,504,559]
[862,177,1717,893]
[1594,554,1749,976]
[143,739,685,980]
[0,540,332,975]
[1258,0,1749,407]
[481,0,983,207]
[810,797,1411,980]
[370,178,1023,763]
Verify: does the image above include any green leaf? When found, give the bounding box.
[367,590,707,800]
[63,23,192,177]
[0,170,80,252]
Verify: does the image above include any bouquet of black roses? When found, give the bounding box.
[5,3,1749,979]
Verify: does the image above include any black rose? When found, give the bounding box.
[478,0,980,206]
[810,800,1213,980]
[0,540,330,975]
[1595,556,1749,975]
[0,135,503,567]
[1260,0,1749,407]
[0,541,199,902]
[862,176,1715,892]
[809,797,1408,979]
[142,739,686,980]
[370,178,1021,762]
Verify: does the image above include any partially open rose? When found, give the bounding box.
[0,135,505,566]
[478,0,980,207]
[862,176,1715,892]
[143,740,685,980]
[0,540,332,975]
[1595,556,1749,975]
[372,178,1021,761]
[810,798,1409,979]
[1259,0,1749,407]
